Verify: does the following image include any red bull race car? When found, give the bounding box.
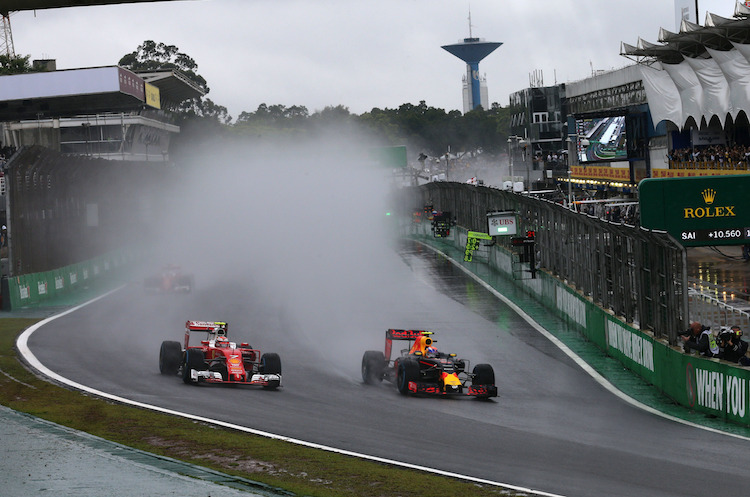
[144,264,194,293]
[159,320,282,389]
[361,329,496,398]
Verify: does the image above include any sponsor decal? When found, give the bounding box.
[683,189,736,219]
[686,364,747,417]
[606,320,654,372]
[556,287,586,327]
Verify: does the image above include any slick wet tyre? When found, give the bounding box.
[182,349,206,384]
[472,363,495,386]
[361,350,385,384]
[397,358,419,395]
[260,353,282,390]
[159,341,182,375]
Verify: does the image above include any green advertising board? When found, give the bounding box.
[369,145,407,169]
[639,175,750,247]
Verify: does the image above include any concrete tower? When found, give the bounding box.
[441,11,501,112]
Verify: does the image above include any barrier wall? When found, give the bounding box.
[4,248,136,310]
[410,222,750,426]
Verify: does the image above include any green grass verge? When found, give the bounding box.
[0,318,520,497]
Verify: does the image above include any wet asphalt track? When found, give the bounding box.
[24,240,750,497]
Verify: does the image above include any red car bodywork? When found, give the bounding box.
[159,320,281,389]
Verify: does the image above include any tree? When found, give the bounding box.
[0,53,32,75]
[118,40,229,123]
[119,40,208,93]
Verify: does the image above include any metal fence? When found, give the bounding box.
[5,146,170,276]
[399,182,688,344]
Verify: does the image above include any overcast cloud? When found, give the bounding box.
[8,0,738,120]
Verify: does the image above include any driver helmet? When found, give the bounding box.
[426,346,438,357]
[215,336,229,347]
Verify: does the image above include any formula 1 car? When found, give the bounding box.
[361,329,496,398]
[144,264,194,293]
[159,320,282,389]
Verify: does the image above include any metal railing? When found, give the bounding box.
[399,183,688,343]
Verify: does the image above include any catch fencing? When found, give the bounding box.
[5,145,170,276]
[399,182,688,344]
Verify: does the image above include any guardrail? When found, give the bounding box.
[396,183,687,344]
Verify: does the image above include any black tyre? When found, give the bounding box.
[209,361,228,381]
[260,353,282,390]
[159,340,182,375]
[472,364,495,386]
[182,348,206,384]
[361,350,385,384]
[396,357,419,395]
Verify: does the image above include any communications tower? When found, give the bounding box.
[441,11,501,112]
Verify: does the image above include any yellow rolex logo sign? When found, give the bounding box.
[684,189,736,219]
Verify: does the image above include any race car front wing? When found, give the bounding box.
[407,381,497,398]
[187,369,281,387]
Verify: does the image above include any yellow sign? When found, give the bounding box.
[145,83,161,109]
[651,168,750,178]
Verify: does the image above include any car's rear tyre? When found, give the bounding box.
[182,349,206,384]
[472,364,495,386]
[397,357,419,395]
[159,340,182,375]
[261,353,282,390]
[361,350,385,384]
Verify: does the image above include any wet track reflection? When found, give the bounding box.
[24,239,750,497]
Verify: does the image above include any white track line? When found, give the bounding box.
[417,240,750,441]
[15,285,564,497]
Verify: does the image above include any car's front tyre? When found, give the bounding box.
[260,353,282,390]
[182,349,206,384]
[472,364,495,386]
[397,357,419,395]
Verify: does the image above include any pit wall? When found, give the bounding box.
[3,248,137,310]
[410,223,750,425]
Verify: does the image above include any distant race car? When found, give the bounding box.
[361,329,496,398]
[144,265,194,293]
[159,320,282,389]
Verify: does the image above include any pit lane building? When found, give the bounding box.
[510,1,750,197]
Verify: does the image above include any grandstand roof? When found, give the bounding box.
[621,3,750,64]
[619,1,750,129]
[0,0,178,14]
[0,66,203,121]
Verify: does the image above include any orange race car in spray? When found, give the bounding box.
[361,329,496,398]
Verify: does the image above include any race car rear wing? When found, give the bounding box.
[184,320,228,348]
[384,329,432,361]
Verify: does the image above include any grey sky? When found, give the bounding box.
[8,0,737,120]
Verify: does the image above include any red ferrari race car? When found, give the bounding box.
[144,264,194,293]
[361,329,496,398]
[159,320,282,389]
